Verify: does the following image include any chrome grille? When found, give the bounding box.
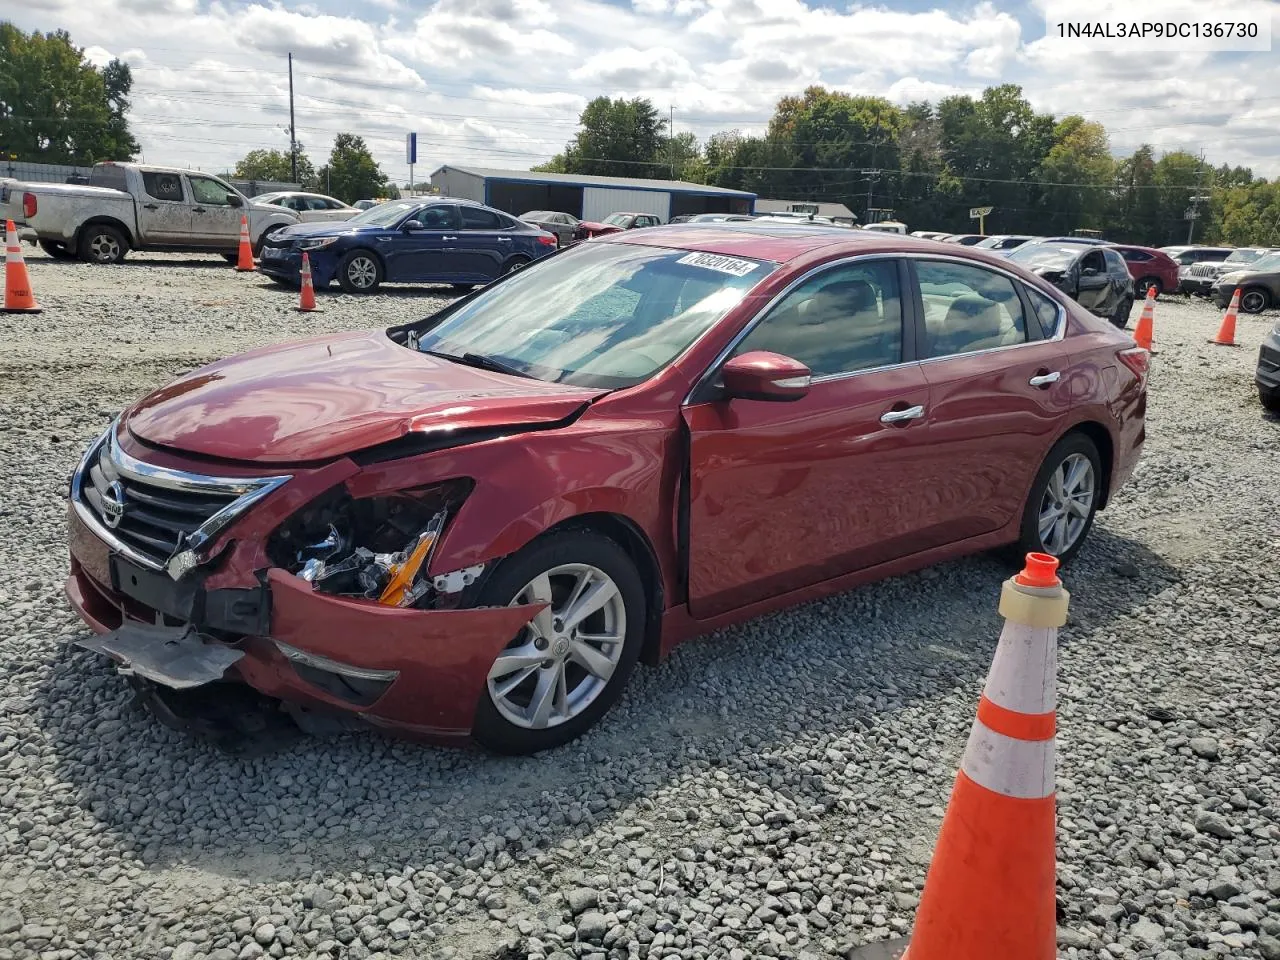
[1188,263,1222,278]
[71,426,291,577]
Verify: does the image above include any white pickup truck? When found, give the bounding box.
[0,162,299,263]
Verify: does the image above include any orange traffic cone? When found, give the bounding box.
[296,251,319,312]
[4,219,42,314]
[235,215,254,272]
[1133,285,1156,352]
[1209,288,1240,346]
[851,553,1069,960]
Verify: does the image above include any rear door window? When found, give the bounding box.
[1024,287,1063,339]
[142,172,184,202]
[915,260,1029,358]
[459,206,502,229]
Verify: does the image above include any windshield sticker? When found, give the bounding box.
[676,252,758,277]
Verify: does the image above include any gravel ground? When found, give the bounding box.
[1,249,1279,960]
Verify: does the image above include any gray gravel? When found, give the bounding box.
[1,249,1279,960]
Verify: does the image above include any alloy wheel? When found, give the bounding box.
[89,233,121,262]
[1241,290,1268,313]
[487,563,626,730]
[1038,452,1096,555]
[347,256,377,289]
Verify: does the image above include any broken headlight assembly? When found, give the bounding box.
[267,478,476,610]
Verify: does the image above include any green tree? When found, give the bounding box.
[315,133,389,203]
[1036,116,1115,236]
[559,96,664,177]
[1108,145,1161,242]
[1216,180,1280,246]
[233,147,317,189]
[1152,151,1213,246]
[0,24,139,163]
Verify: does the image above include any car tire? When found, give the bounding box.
[1110,295,1134,329]
[77,224,128,264]
[501,255,531,276]
[38,239,75,260]
[337,250,383,293]
[1240,288,1270,314]
[449,283,477,293]
[253,226,286,259]
[471,530,646,755]
[1010,432,1103,565]
[1260,388,1280,414]
[1137,277,1161,298]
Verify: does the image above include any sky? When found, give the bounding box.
[4,0,1279,184]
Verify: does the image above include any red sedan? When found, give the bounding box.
[66,227,1147,754]
[1108,244,1181,298]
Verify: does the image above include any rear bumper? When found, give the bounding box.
[1258,329,1280,396]
[1180,276,1216,295]
[65,508,541,741]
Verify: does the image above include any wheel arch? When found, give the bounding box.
[75,216,135,249]
[1059,420,1115,508]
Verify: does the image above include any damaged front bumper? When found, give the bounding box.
[66,521,542,741]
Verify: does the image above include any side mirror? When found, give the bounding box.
[227,193,243,207]
[1081,266,1098,277]
[402,220,425,231]
[721,351,811,402]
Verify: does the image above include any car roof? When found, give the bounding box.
[1107,243,1167,254]
[599,222,991,263]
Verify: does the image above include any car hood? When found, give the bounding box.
[123,330,604,463]
[273,220,378,239]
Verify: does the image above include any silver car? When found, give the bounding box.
[253,191,359,223]
[519,210,580,246]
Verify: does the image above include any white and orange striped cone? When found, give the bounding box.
[4,219,42,314]
[296,251,320,312]
[851,552,1068,960]
[1133,285,1156,353]
[235,215,254,272]
[1209,288,1240,346]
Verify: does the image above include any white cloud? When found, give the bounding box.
[2,0,1275,180]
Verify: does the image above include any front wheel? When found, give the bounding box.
[472,531,645,754]
[77,224,128,264]
[337,250,383,293]
[1261,388,1280,414]
[501,255,531,276]
[1012,433,1103,565]
[1136,277,1161,298]
[1240,288,1270,314]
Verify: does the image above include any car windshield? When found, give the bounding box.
[973,236,1007,248]
[413,242,776,389]
[522,211,551,219]
[1225,248,1268,264]
[1007,243,1086,270]
[603,214,632,226]
[1234,253,1280,273]
[349,201,421,226]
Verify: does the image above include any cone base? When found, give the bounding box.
[3,305,42,314]
[295,306,321,312]
[1207,338,1239,346]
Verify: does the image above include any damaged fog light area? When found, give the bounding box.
[267,479,476,609]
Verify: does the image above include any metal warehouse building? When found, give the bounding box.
[429,165,756,223]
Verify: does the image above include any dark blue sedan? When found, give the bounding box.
[257,198,558,293]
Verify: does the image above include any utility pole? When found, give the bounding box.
[287,53,298,184]
[1186,149,1209,245]
[668,105,675,179]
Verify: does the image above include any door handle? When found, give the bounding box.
[1028,371,1061,388]
[497,236,511,242]
[442,235,457,241]
[193,207,206,213]
[880,404,925,424]
[142,203,158,210]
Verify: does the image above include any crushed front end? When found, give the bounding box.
[65,422,539,748]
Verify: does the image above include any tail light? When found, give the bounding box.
[1118,346,1150,383]
[22,192,37,219]
[537,234,556,247]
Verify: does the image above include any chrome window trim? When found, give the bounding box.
[684,250,1067,404]
[70,424,292,576]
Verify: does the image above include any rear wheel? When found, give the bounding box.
[501,255,531,276]
[1012,433,1102,565]
[1110,295,1134,329]
[337,250,382,293]
[1240,288,1270,314]
[472,531,645,754]
[77,224,128,264]
[1261,389,1280,413]
[1136,277,1161,298]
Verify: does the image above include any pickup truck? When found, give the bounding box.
[0,162,299,263]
